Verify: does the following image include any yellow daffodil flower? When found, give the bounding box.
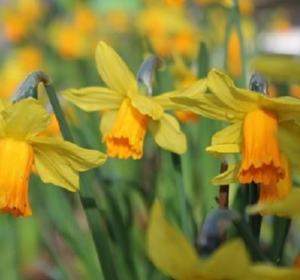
[0,98,106,217]
[171,69,300,203]
[147,200,250,280]
[63,42,206,159]
[248,125,300,216]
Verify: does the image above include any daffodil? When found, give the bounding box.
[171,69,300,203]
[0,98,106,217]
[147,200,250,280]
[247,125,300,216]
[62,42,206,159]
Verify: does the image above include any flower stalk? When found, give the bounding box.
[17,71,120,280]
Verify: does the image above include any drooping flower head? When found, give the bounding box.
[171,69,300,203]
[0,98,106,217]
[63,41,207,159]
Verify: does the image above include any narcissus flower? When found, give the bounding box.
[147,200,250,280]
[63,42,206,159]
[171,69,300,203]
[248,125,300,216]
[0,98,106,217]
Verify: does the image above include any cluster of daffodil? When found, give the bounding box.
[63,41,300,218]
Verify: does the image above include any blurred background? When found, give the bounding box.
[1,0,300,279]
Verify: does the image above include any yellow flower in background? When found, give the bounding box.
[73,4,98,33]
[227,28,242,77]
[171,56,199,122]
[171,69,300,203]
[136,4,199,58]
[48,21,97,60]
[194,0,233,7]
[0,98,106,217]
[0,0,46,42]
[0,46,44,100]
[147,200,250,280]
[63,42,207,159]
[251,55,300,83]
[162,0,186,5]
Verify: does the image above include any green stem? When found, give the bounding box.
[268,217,291,265]
[43,79,120,280]
[233,217,268,262]
[171,153,190,241]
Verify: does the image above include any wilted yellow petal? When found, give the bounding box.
[95,41,138,96]
[247,189,300,217]
[207,69,259,113]
[131,94,164,121]
[62,87,123,112]
[243,264,300,280]
[100,110,118,135]
[201,239,250,279]
[149,114,186,154]
[31,137,107,191]
[147,200,202,280]
[2,98,50,141]
[211,162,241,185]
[153,79,207,110]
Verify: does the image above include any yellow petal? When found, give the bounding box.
[100,110,118,135]
[211,162,241,185]
[207,69,259,113]
[95,41,138,96]
[260,95,300,123]
[153,79,207,110]
[211,122,242,150]
[171,94,245,122]
[2,98,50,140]
[207,123,242,154]
[277,122,300,173]
[131,94,164,120]
[62,87,123,111]
[147,200,202,280]
[201,239,250,279]
[243,264,300,280]
[0,97,6,111]
[149,114,186,154]
[206,144,241,154]
[31,137,107,191]
[247,189,300,217]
